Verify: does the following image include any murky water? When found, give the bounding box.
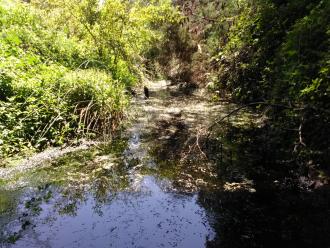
[1,179,213,248]
[0,81,238,248]
[1,81,329,248]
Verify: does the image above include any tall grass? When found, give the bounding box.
[0,1,130,158]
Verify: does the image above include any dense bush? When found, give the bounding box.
[215,0,329,103]
[0,0,179,158]
[171,0,329,163]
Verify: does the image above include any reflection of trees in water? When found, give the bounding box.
[201,123,330,248]
[147,116,220,192]
[0,140,131,244]
[2,81,328,247]
[201,186,330,248]
[149,117,189,161]
[0,170,130,243]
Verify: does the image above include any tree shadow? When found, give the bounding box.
[202,123,330,248]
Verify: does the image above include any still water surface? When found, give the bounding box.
[1,81,237,248]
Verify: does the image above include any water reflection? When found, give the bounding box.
[0,81,219,247]
[1,176,214,248]
[203,123,330,248]
[3,80,326,248]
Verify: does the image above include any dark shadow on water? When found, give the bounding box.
[202,186,330,248]
[203,123,330,248]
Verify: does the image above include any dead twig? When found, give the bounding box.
[180,127,208,162]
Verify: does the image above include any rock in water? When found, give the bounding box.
[144,86,149,99]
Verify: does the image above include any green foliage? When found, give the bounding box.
[146,22,197,82]
[168,0,329,177]
[0,0,178,158]
[276,1,330,104]
[213,0,329,103]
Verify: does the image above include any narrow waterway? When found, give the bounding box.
[2,81,328,248]
[0,81,251,248]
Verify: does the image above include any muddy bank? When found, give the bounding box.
[0,141,100,181]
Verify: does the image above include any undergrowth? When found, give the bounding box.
[0,0,179,159]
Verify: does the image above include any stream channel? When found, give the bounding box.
[0,81,253,248]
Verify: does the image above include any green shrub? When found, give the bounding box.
[0,2,128,158]
[0,68,129,158]
[0,0,178,158]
